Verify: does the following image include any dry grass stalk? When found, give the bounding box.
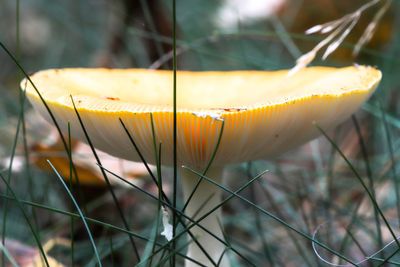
[290,0,391,75]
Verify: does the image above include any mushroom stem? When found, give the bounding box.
[181,166,229,267]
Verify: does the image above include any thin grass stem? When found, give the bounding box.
[0,241,18,267]
[47,160,102,267]
[110,235,115,267]
[246,163,275,266]
[0,193,165,245]
[258,178,315,266]
[149,114,163,266]
[182,120,225,213]
[1,81,32,264]
[316,124,400,249]
[120,118,219,263]
[70,96,140,261]
[172,0,178,265]
[352,115,384,255]
[183,166,358,266]
[0,173,50,267]
[378,101,399,224]
[0,39,86,212]
[98,164,258,266]
[119,118,169,203]
[67,124,75,266]
[138,0,166,66]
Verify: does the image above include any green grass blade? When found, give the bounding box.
[352,115,384,254]
[69,96,141,261]
[138,0,166,65]
[316,124,400,249]
[0,193,164,245]
[155,238,207,267]
[119,118,171,205]
[183,166,357,266]
[121,116,217,263]
[137,220,159,267]
[0,241,18,267]
[1,81,39,264]
[0,38,85,211]
[246,163,275,266]
[98,164,257,266]
[67,124,76,266]
[0,172,50,267]
[182,120,225,213]
[378,101,399,223]
[172,0,178,265]
[47,160,102,267]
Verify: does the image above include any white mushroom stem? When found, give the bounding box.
[181,166,229,267]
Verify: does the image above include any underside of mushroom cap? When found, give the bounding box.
[23,66,381,168]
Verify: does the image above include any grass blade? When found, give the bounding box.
[316,124,400,249]
[0,172,50,267]
[351,115,384,254]
[0,241,18,267]
[98,164,258,266]
[47,160,102,267]
[183,166,357,266]
[70,96,141,262]
[182,120,225,213]
[121,117,218,264]
[378,101,399,223]
[0,193,162,246]
[172,0,178,265]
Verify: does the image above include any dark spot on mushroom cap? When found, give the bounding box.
[104,96,120,101]
[210,107,247,112]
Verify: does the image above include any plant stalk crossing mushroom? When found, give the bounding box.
[23,66,381,266]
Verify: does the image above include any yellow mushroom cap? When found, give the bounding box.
[23,66,381,169]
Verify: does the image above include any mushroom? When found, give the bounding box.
[31,133,150,186]
[22,66,381,266]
